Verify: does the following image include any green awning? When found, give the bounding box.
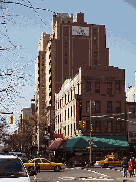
[65,136,97,150]
[63,135,129,151]
[91,136,129,148]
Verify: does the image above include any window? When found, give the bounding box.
[68,108,69,118]
[107,101,112,113]
[95,101,100,113]
[108,121,112,133]
[94,37,97,42]
[129,106,136,119]
[60,129,61,134]
[42,159,49,163]
[58,129,59,134]
[94,60,97,65]
[68,21,70,23]
[107,82,112,94]
[60,99,61,108]
[68,92,69,102]
[71,124,72,136]
[94,29,96,34]
[58,115,59,123]
[115,82,121,94]
[42,61,44,66]
[65,28,67,33]
[74,123,75,131]
[65,110,66,120]
[116,121,121,133]
[58,101,59,109]
[86,101,90,113]
[95,82,100,93]
[42,69,44,73]
[95,120,100,133]
[116,101,121,113]
[60,114,61,122]
[65,94,66,104]
[86,82,91,92]
[65,35,67,40]
[94,44,97,49]
[71,106,72,117]
[68,125,69,136]
[71,90,72,100]
[65,42,67,48]
[65,126,66,135]
[42,54,45,59]
[65,51,67,56]
[65,58,67,64]
[108,158,113,161]
[94,52,97,57]
[86,120,90,133]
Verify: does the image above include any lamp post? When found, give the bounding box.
[89,100,95,165]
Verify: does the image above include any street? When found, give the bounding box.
[30,166,136,182]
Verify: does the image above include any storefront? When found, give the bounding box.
[47,135,129,164]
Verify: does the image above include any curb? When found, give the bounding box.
[82,167,136,182]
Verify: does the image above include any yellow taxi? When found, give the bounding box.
[94,155,122,168]
[24,158,65,172]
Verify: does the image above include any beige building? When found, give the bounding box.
[55,68,81,138]
[35,32,50,118]
[126,71,136,102]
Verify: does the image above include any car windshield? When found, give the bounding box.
[0,158,28,178]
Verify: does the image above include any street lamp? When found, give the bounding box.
[89,100,95,165]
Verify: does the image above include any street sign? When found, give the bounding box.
[53,133,63,138]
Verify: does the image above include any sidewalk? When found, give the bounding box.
[116,176,136,182]
[82,165,136,182]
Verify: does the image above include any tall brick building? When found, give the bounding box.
[35,12,128,152]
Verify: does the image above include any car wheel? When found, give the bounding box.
[54,165,61,172]
[104,163,108,168]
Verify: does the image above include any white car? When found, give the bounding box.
[0,155,30,181]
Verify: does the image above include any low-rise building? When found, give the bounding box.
[54,65,128,158]
[126,102,136,155]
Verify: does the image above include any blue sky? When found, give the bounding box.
[0,0,136,133]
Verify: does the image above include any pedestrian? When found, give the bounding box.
[132,157,135,176]
[135,158,136,176]
[33,160,40,182]
[121,157,128,177]
[128,158,133,177]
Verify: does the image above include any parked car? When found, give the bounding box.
[94,155,122,167]
[8,152,28,163]
[24,158,65,172]
[0,155,30,181]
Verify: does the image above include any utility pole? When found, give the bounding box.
[89,100,92,165]
[89,100,95,166]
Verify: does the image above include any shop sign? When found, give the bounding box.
[75,152,82,155]
[120,147,129,151]
[53,133,63,138]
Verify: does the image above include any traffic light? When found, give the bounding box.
[79,120,83,128]
[85,147,90,152]
[10,115,13,124]
[83,120,86,128]
[91,125,93,132]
